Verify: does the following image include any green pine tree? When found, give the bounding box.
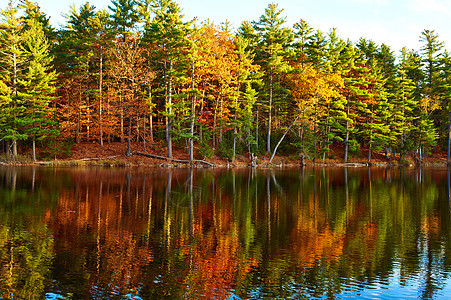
[292,19,313,60]
[0,0,28,159]
[109,0,139,41]
[19,18,58,162]
[440,52,451,163]
[232,34,259,162]
[19,0,55,42]
[419,30,444,146]
[356,39,392,161]
[252,3,293,155]
[143,0,191,159]
[390,48,419,162]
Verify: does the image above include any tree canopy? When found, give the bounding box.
[0,0,449,164]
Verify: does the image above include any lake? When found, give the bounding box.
[0,166,450,299]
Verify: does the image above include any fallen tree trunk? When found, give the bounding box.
[269,115,300,164]
[79,156,118,161]
[133,151,215,167]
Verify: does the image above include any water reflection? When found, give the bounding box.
[0,167,450,299]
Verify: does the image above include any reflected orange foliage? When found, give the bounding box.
[48,179,154,295]
[422,215,441,238]
[290,195,345,269]
[96,230,153,294]
[183,202,256,299]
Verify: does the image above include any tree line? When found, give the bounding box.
[1,0,450,164]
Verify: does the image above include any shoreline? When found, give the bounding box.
[1,159,449,168]
[1,142,449,168]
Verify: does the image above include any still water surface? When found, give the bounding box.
[0,166,450,299]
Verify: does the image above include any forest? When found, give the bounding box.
[0,0,450,165]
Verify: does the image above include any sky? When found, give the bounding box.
[3,0,450,54]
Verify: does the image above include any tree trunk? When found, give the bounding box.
[212,94,220,150]
[166,61,173,159]
[189,60,195,164]
[368,143,372,163]
[32,135,36,162]
[107,95,111,143]
[313,100,317,163]
[143,113,146,150]
[256,108,259,148]
[323,105,330,162]
[120,90,124,143]
[126,111,132,157]
[400,134,404,162]
[419,146,422,165]
[447,108,451,164]
[6,140,11,159]
[12,140,17,159]
[219,98,223,145]
[99,50,103,147]
[344,103,350,163]
[267,72,273,154]
[135,100,140,142]
[149,85,153,143]
[232,62,241,163]
[77,89,81,143]
[87,96,90,140]
[12,53,18,159]
[269,115,300,164]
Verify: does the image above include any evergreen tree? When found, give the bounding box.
[0,76,11,157]
[356,38,378,64]
[240,83,259,157]
[19,0,55,42]
[320,29,347,161]
[19,18,58,161]
[236,21,258,53]
[374,44,397,154]
[339,42,373,162]
[0,0,28,159]
[411,108,437,164]
[305,30,328,72]
[356,39,392,161]
[232,34,259,162]
[366,66,391,161]
[420,29,444,143]
[440,52,451,163]
[252,3,293,155]
[292,19,313,60]
[390,48,419,161]
[144,0,190,159]
[420,29,444,98]
[186,24,200,164]
[109,0,139,40]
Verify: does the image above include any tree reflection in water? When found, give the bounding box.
[0,167,450,299]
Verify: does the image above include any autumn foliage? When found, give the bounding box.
[0,0,449,164]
